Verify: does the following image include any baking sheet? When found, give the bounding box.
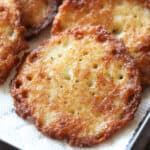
[0,28,150,150]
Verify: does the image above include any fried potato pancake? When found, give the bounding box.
[18,0,62,38]
[0,0,27,84]
[51,0,150,86]
[11,26,141,147]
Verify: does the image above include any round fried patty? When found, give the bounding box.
[51,0,150,86]
[18,0,62,38]
[0,0,27,84]
[11,26,141,147]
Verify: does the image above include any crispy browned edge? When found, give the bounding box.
[18,0,63,38]
[11,26,142,147]
[135,36,150,88]
[0,0,28,84]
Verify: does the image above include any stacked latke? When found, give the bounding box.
[17,0,62,38]
[11,26,141,147]
[0,0,27,83]
[0,0,61,84]
[51,0,150,86]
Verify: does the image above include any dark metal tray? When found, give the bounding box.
[127,109,150,150]
[0,140,19,150]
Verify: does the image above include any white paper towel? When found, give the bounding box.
[0,29,150,150]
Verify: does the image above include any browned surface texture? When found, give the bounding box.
[51,0,150,86]
[11,26,141,147]
[18,0,62,38]
[0,0,27,84]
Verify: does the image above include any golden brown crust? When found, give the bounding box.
[0,0,27,84]
[51,0,150,86]
[18,0,62,38]
[11,26,141,147]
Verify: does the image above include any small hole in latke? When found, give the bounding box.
[57,40,62,44]
[63,101,67,104]
[83,51,88,56]
[64,75,71,80]
[140,24,143,27]
[93,64,98,69]
[58,54,62,58]
[15,80,22,89]
[119,75,123,80]
[21,90,28,99]
[112,28,121,35]
[47,77,51,81]
[26,75,32,81]
[75,79,79,83]
[91,92,95,96]
[0,7,5,12]
[102,83,106,87]
[87,81,93,87]
[101,4,104,8]
[70,110,75,114]
[50,57,54,61]
[119,113,124,119]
